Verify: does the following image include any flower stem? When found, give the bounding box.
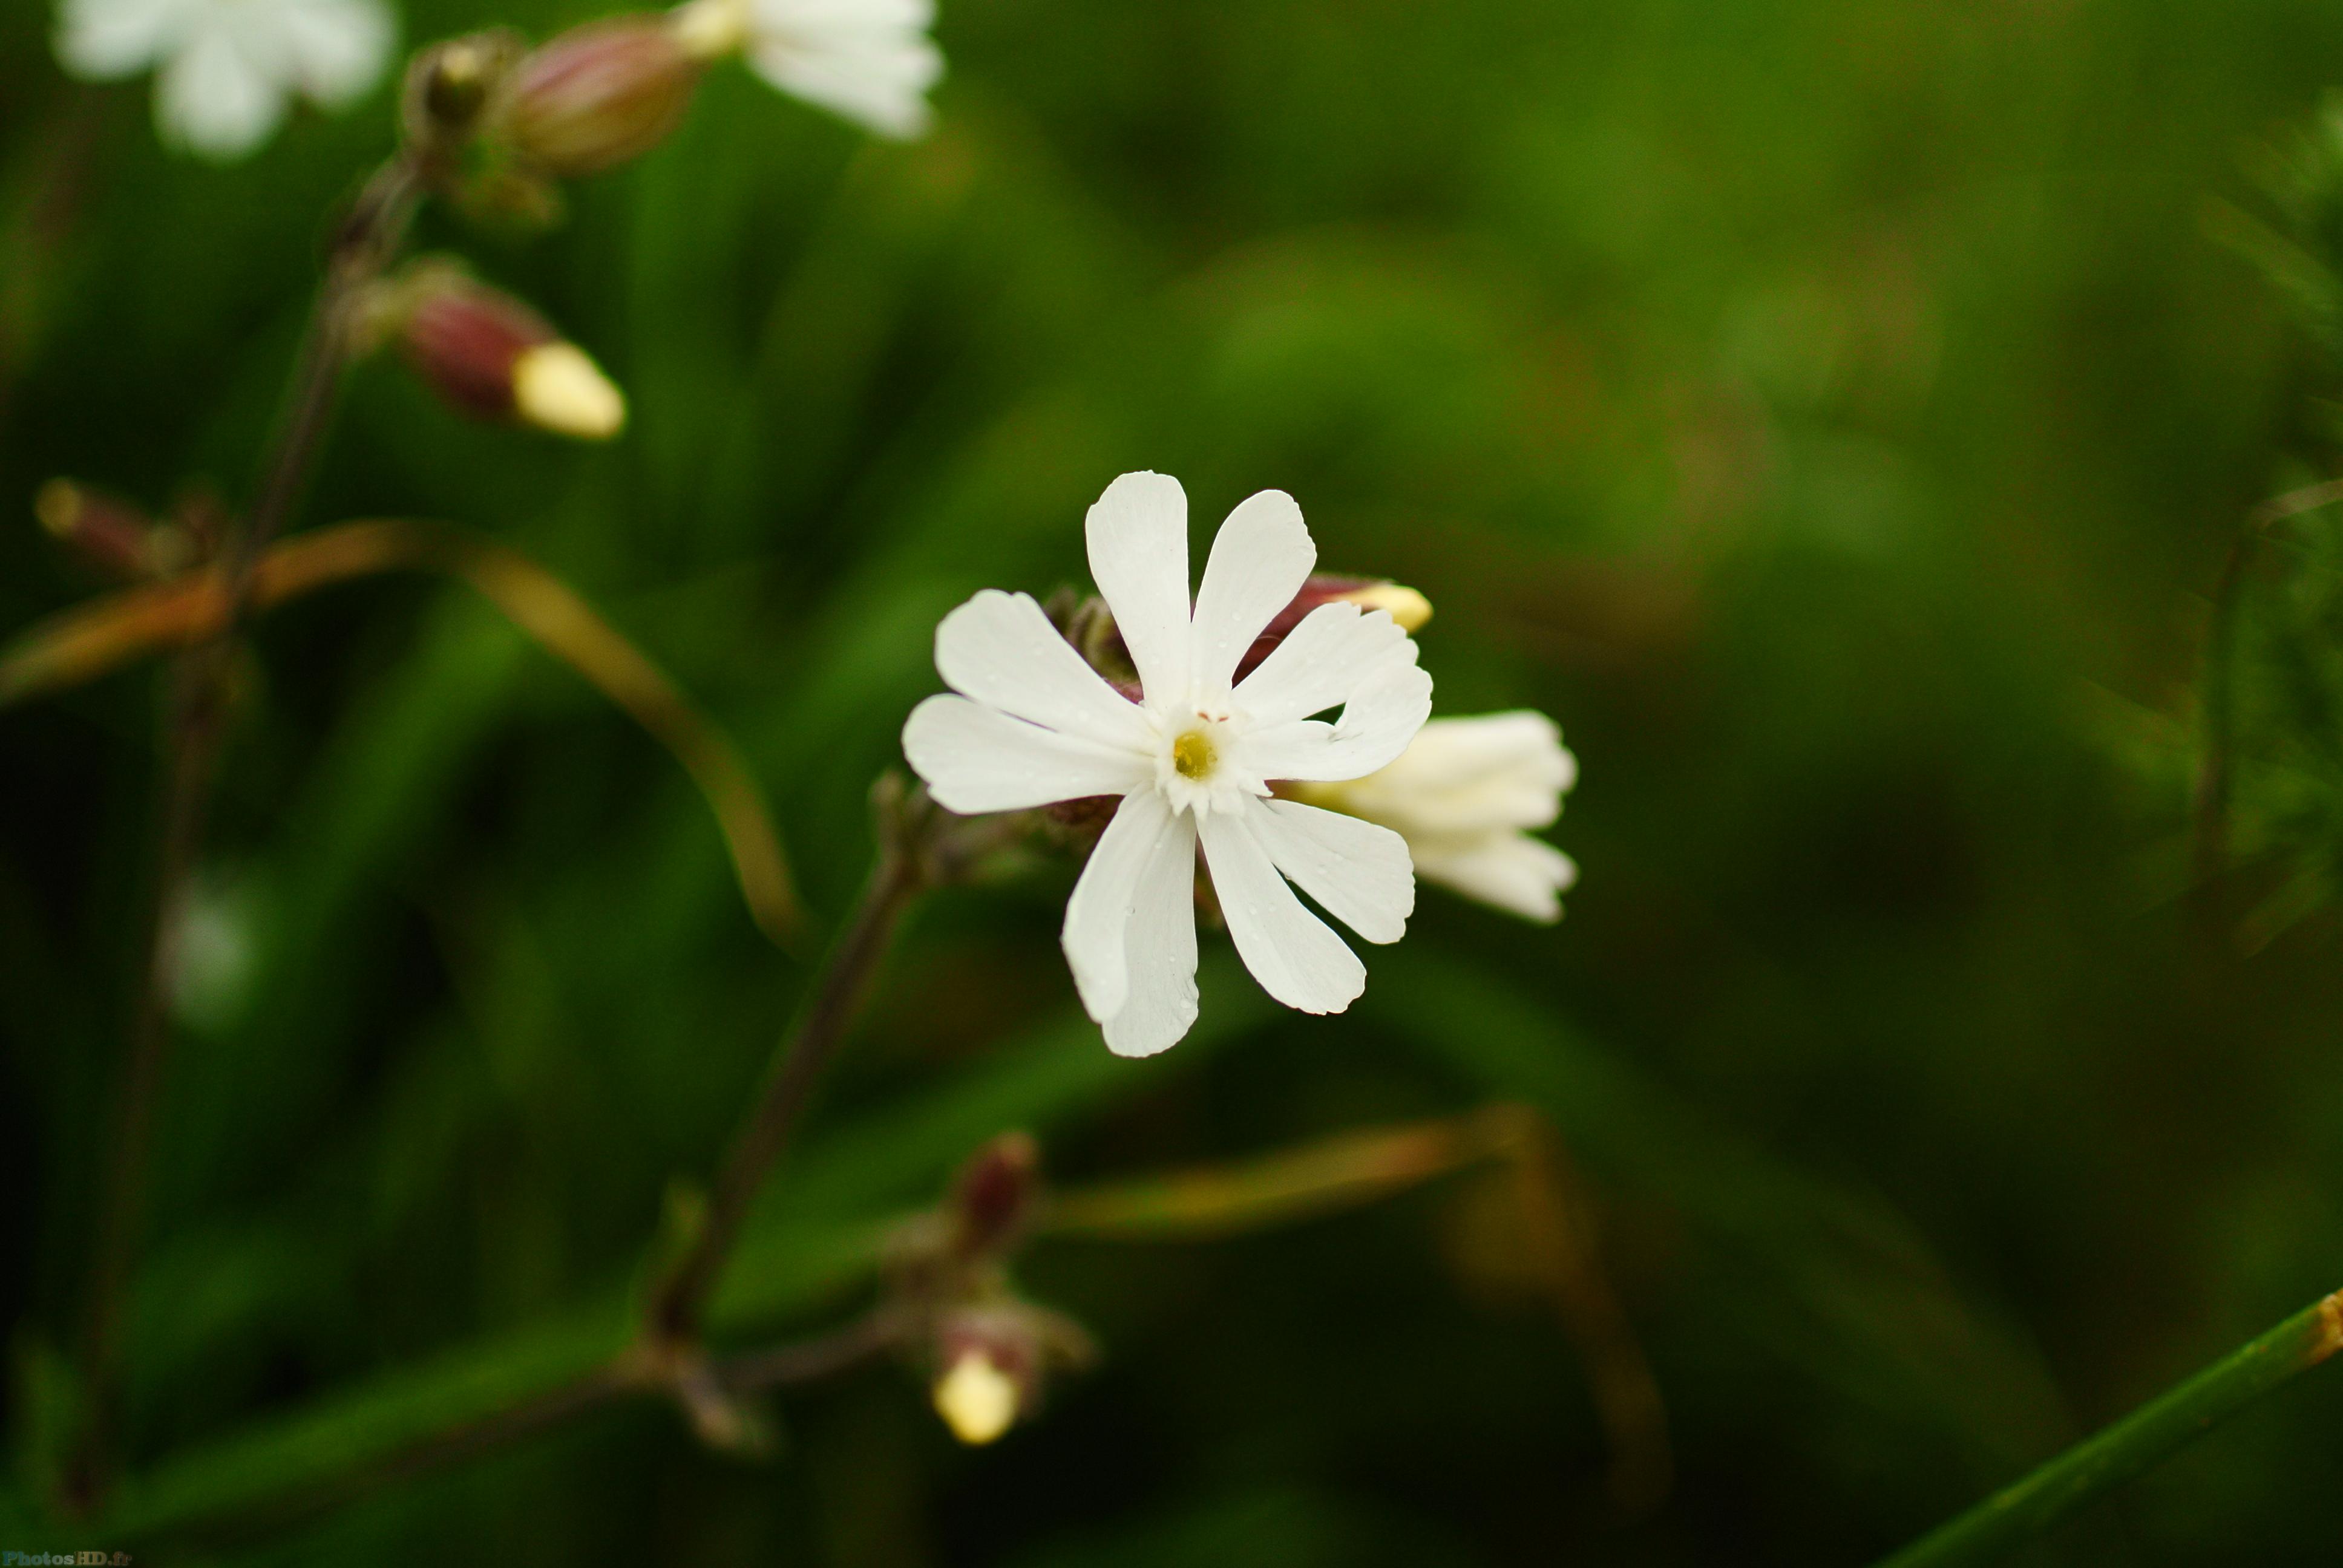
[70,154,423,1512]
[1873,1289,2343,1568]
[644,793,928,1347]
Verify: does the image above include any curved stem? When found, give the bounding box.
[1875,1289,2343,1568]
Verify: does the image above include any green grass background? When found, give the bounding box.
[6,0,2343,1561]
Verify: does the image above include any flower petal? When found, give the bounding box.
[1248,797,1413,944]
[1084,472,1191,703]
[903,694,1147,814]
[1237,657,1433,783]
[1235,601,1417,725]
[1061,788,1176,1025]
[1189,489,1314,693]
[745,22,941,140]
[280,0,393,106]
[1411,831,1578,923]
[935,589,1152,752]
[1198,808,1365,1015]
[1349,711,1575,834]
[1101,808,1202,1057]
[56,0,188,79]
[156,25,288,160]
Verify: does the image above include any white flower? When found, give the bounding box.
[902,472,1433,1057]
[56,0,395,162]
[1300,713,1578,923]
[670,0,941,140]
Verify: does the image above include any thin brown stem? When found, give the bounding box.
[71,154,424,1512]
[715,1307,910,1394]
[646,824,926,1346]
[227,157,422,603]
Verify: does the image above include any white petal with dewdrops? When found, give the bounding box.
[669,0,943,140]
[1300,711,1579,923]
[900,471,1433,1056]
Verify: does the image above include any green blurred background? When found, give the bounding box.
[7,0,2343,1561]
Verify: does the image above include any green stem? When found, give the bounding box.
[1875,1289,2343,1568]
[643,807,926,1347]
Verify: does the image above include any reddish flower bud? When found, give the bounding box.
[1231,574,1432,681]
[34,481,189,580]
[493,17,704,178]
[379,264,627,441]
[948,1132,1041,1259]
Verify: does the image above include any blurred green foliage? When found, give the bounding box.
[8,0,2343,1563]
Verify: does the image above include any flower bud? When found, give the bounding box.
[402,31,525,155]
[377,263,628,440]
[947,1132,1041,1259]
[1232,575,1434,681]
[932,1344,1020,1445]
[1334,581,1432,632]
[494,18,705,178]
[667,0,752,62]
[927,1302,1093,1446]
[34,481,191,580]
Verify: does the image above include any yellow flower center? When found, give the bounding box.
[1172,728,1216,780]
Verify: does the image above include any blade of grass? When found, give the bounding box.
[1366,947,2071,1473]
[1874,1289,2343,1568]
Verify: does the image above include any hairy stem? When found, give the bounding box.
[72,155,424,1509]
[1875,1289,2343,1568]
[646,821,926,1346]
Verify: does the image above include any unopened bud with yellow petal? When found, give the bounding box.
[511,342,628,440]
[1231,574,1435,682]
[923,1300,1094,1446]
[369,261,627,441]
[667,0,752,61]
[932,1347,1020,1445]
[1335,581,1432,633]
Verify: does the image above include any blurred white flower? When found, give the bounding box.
[903,472,1432,1057]
[670,0,940,140]
[1300,712,1578,923]
[168,869,263,1033]
[56,0,395,162]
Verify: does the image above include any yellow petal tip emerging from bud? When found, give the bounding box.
[669,0,752,61]
[1340,582,1433,633]
[932,1350,1019,1446]
[512,342,627,441]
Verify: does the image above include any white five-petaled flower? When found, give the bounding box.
[1299,713,1578,923]
[671,0,942,140]
[903,472,1434,1057]
[56,0,395,162]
